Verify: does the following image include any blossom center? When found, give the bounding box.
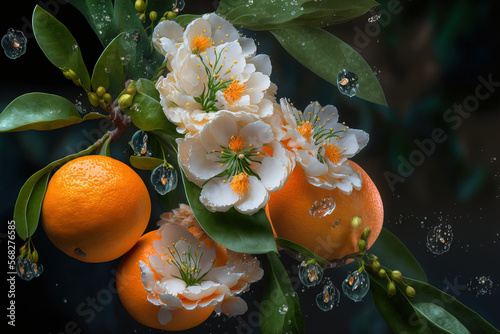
[323,144,343,165]
[230,172,250,197]
[191,33,212,54]
[297,122,313,139]
[228,135,247,153]
[223,80,245,105]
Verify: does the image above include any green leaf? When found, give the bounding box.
[369,272,500,334]
[369,228,427,282]
[113,0,142,34]
[275,238,328,267]
[67,0,116,47]
[260,252,305,334]
[136,78,160,101]
[217,0,378,30]
[174,14,203,27]
[0,93,108,132]
[180,167,277,254]
[14,172,51,240]
[129,156,164,170]
[33,5,91,90]
[271,26,387,106]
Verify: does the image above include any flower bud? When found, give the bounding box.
[96,86,106,97]
[20,249,27,258]
[351,216,362,228]
[149,11,157,21]
[135,0,146,11]
[391,270,403,282]
[67,69,78,80]
[125,81,137,95]
[357,239,366,252]
[103,93,112,104]
[32,250,39,263]
[19,245,26,253]
[378,268,386,278]
[72,78,81,87]
[372,261,381,273]
[139,13,146,21]
[406,286,416,297]
[62,69,72,80]
[361,226,371,240]
[387,281,397,296]
[166,11,177,20]
[88,92,99,107]
[119,94,134,110]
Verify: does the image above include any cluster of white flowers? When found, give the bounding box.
[153,13,369,215]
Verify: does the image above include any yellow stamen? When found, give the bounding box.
[230,172,250,197]
[228,135,246,153]
[297,122,313,139]
[223,80,245,105]
[324,144,343,165]
[190,33,212,53]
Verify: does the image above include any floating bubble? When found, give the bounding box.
[342,270,370,302]
[469,276,494,296]
[1,28,27,59]
[151,165,178,195]
[426,224,453,255]
[316,282,340,311]
[16,256,43,281]
[130,130,151,156]
[309,197,336,218]
[368,6,381,23]
[278,304,288,314]
[337,69,359,97]
[298,260,323,287]
[172,0,185,13]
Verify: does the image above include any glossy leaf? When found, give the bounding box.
[217,0,378,30]
[33,5,91,90]
[113,0,142,35]
[369,271,500,334]
[67,0,116,47]
[180,167,277,254]
[260,252,305,334]
[136,78,160,101]
[0,93,108,132]
[275,238,328,267]
[369,228,427,282]
[174,14,203,27]
[129,156,164,170]
[271,26,387,106]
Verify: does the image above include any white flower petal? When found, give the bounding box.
[158,308,173,325]
[220,297,248,316]
[139,261,156,292]
[234,176,269,214]
[159,293,183,308]
[200,178,239,213]
[239,120,274,147]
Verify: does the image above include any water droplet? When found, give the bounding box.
[130,130,151,156]
[342,270,370,302]
[72,44,79,51]
[309,197,336,218]
[172,0,185,13]
[291,11,296,15]
[426,224,453,255]
[104,67,112,73]
[337,69,359,97]
[468,276,494,296]
[278,304,288,314]
[1,28,27,59]
[63,298,68,303]
[298,260,323,287]
[151,165,178,195]
[316,282,340,311]
[368,6,381,22]
[104,15,111,22]
[420,221,425,228]
[16,256,43,281]
[301,42,305,46]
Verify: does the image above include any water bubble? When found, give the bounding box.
[16,256,43,281]
[469,276,494,296]
[130,130,151,156]
[151,165,178,195]
[337,69,359,97]
[104,67,112,73]
[342,270,370,302]
[72,44,79,51]
[426,224,453,255]
[278,304,288,314]
[104,15,111,22]
[316,282,340,311]
[1,28,27,59]
[298,260,323,287]
[368,6,381,23]
[309,197,336,218]
[172,0,185,13]
[63,298,68,303]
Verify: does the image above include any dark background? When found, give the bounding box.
[1,0,500,333]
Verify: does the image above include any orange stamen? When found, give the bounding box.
[230,172,250,197]
[228,135,246,153]
[190,33,212,54]
[223,80,245,105]
[324,144,343,165]
[297,122,313,139]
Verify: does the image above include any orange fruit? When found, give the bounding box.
[266,160,383,262]
[41,155,151,263]
[117,231,217,331]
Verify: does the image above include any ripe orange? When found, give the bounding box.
[41,155,151,263]
[116,231,217,331]
[266,160,383,262]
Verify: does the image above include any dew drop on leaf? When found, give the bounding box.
[1,28,27,59]
[337,69,359,97]
[368,6,381,23]
[278,304,288,314]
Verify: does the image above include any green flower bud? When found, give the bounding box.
[19,245,27,253]
[72,78,81,87]
[20,249,27,258]
[32,250,39,263]
[125,82,137,95]
[351,216,362,228]
[139,13,146,21]
[149,11,157,21]
[96,86,106,97]
[406,286,416,297]
[62,69,72,80]
[361,226,371,240]
[88,92,99,107]
[391,270,403,282]
[67,69,78,80]
[103,93,112,104]
[135,0,146,12]
[372,261,381,273]
[387,281,397,296]
[357,239,366,252]
[119,94,134,110]
[166,11,177,20]
[378,268,386,278]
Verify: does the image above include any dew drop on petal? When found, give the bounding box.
[342,270,370,302]
[1,28,27,59]
[309,197,336,218]
[337,69,359,97]
[278,304,288,314]
[298,260,323,287]
[368,6,381,22]
[151,165,178,195]
[316,282,340,311]
[426,224,453,255]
